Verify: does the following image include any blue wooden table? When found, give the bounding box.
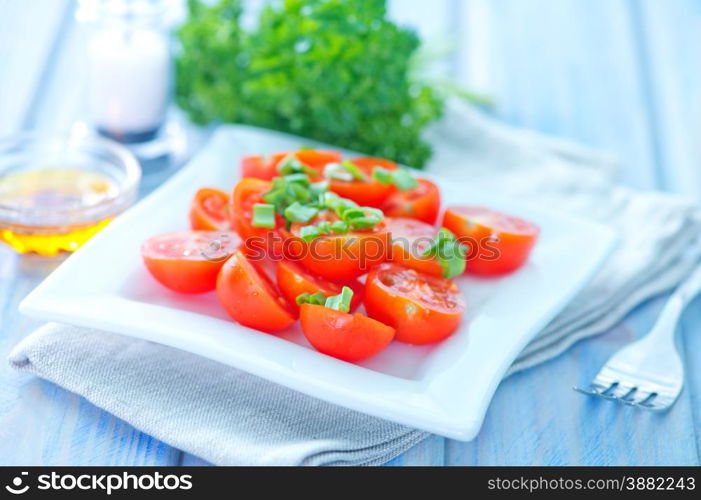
[1,0,699,466]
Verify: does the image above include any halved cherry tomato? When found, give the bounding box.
[141,231,240,294]
[364,263,466,345]
[189,187,230,231]
[241,150,341,180]
[276,260,363,312]
[283,210,390,281]
[231,178,285,258]
[241,154,280,181]
[328,157,398,208]
[293,149,343,175]
[300,304,395,362]
[442,206,540,276]
[384,217,444,277]
[216,250,296,333]
[382,178,440,225]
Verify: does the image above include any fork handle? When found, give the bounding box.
[649,263,701,341]
[674,263,701,306]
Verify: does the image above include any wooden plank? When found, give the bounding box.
[0,0,71,134]
[0,2,183,465]
[637,0,701,463]
[0,250,181,465]
[441,0,699,465]
[635,0,701,196]
[457,0,661,189]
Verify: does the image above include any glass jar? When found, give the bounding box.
[77,0,174,144]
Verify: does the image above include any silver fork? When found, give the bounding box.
[574,263,701,411]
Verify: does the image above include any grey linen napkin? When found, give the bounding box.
[9,101,701,465]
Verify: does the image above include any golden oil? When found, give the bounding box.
[0,167,118,256]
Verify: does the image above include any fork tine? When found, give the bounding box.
[573,385,599,396]
[597,381,620,399]
[623,391,657,407]
[618,386,638,402]
[573,381,618,398]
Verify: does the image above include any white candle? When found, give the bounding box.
[87,27,170,137]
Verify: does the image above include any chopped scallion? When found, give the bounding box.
[251,203,276,228]
[299,225,320,242]
[296,291,327,306]
[284,202,318,223]
[324,286,353,313]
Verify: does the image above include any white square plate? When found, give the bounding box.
[20,126,615,440]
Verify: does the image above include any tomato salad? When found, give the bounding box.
[141,150,540,362]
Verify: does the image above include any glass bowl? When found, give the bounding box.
[0,133,141,256]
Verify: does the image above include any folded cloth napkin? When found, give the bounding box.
[9,100,701,465]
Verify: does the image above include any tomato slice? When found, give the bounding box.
[293,149,343,175]
[276,260,363,312]
[382,178,440,225]
[231,177,286,258]
[141,231,240,294]
[384,217,444,277]
[240,150,341,180]
[240,154,280,181]
[364,263,466,344]
[189,187,231,231]
[284,211,390,281]
[442,206,540,276]
[327,157,398,208]
[300,304,395,362]
[216,250,296,333]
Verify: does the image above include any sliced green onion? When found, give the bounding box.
[296,291,326,306]
[324,161,367,182]
[252,203,276,228]
[309,180,329,198]
[422,228,466,278]
[372,166,394,185]
[284,202,318,223]
[392,168,418,191]
[341,160,367,181]
[348,216,381,229]
[330,221,349,234]
[278,155,315,176]
[324,163,353,181]
[283,173,311,186]
[340,206,383,229]
[262,188,286,207]
[324,286,353,313]
[316,221,332,233]
[299,225,320,242]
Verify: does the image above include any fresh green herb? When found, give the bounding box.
[284,202,319,223]
[372,166,418,191]
[252,203,276,228]
[296,291,327,306]
[176,0,443,168]
[324,286,353,313]
[423,228,467,279]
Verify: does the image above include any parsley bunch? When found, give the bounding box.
[176,0,444,168]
